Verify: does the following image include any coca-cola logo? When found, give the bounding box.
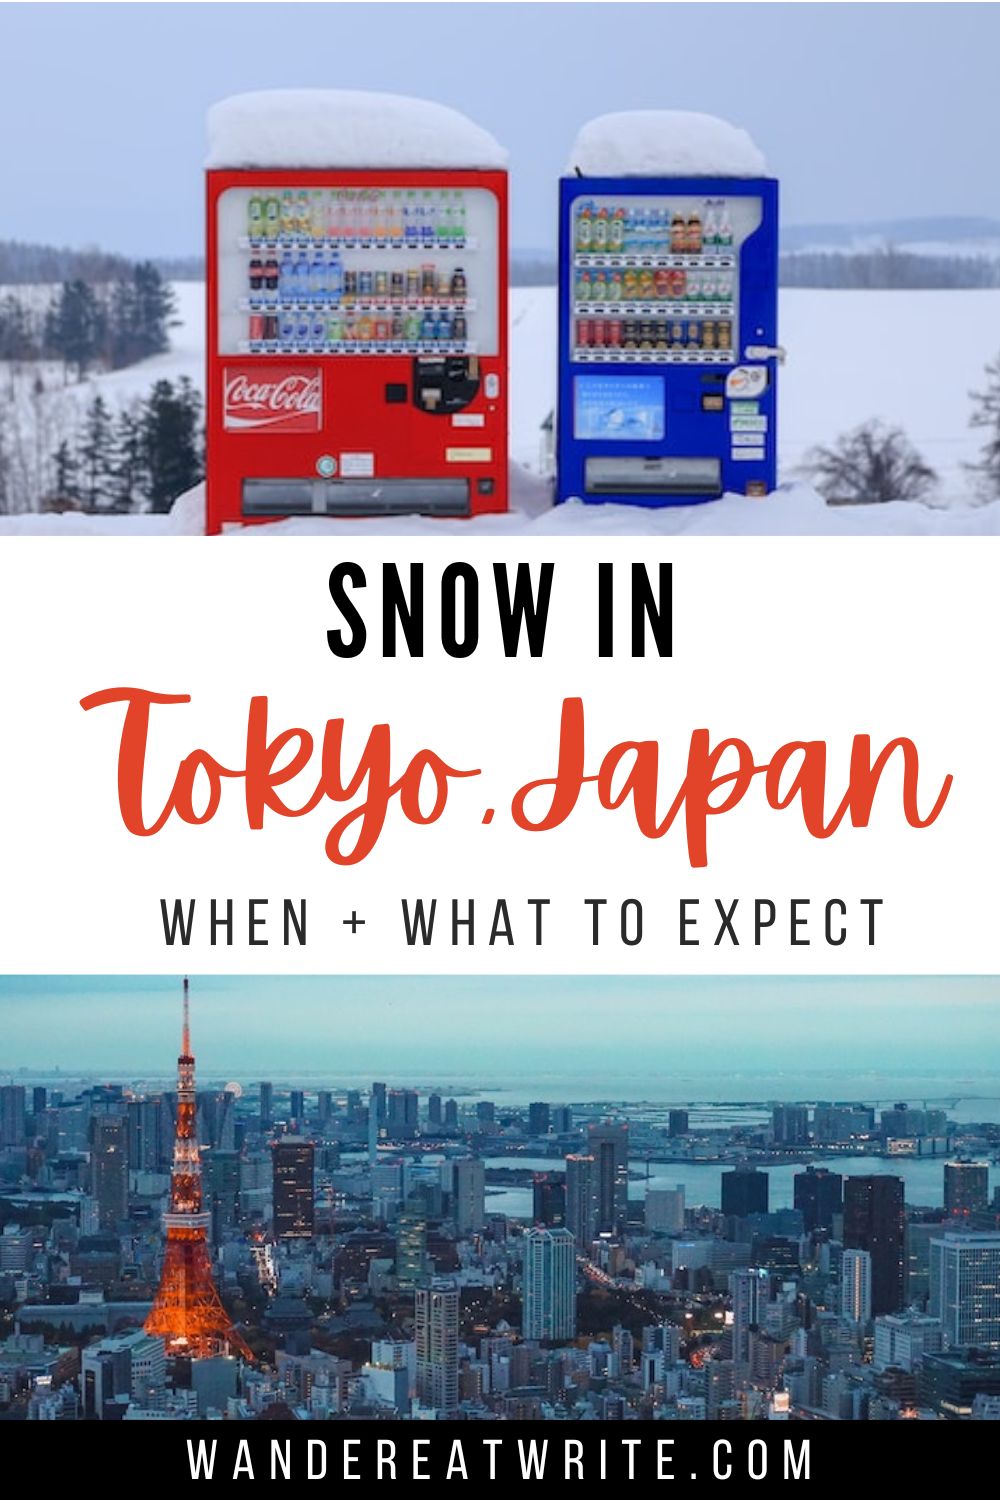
[223,365,322,432]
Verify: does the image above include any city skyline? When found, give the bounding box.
[2,4,999,257]
[0,975,998,1084]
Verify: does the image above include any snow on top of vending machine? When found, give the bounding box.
[205,89,508,171]
[568,111,767,179]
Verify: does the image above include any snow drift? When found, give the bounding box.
[205,89,508,171]
[569,110,767,179]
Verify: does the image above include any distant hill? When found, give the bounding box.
[781,216,1000,255]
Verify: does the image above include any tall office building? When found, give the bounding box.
[259,1081,273,1129]
[369,1081,387,1162]
[565,1154,598,1249]
[0,1085,26,1148]
[443,1098,459,1129]
[772,1104,810,1146]
[127,1096,167,1173]
[289,1089,305,1123]
[645,1186,685,1236]
[476,1101,496,1131]
[316,1090,333,1127]
[794,1167,843,1234]
[523,1227,577,1341]
[668,1110,689,1138]
[203,1149,241,1242]
[929,1232,1000,1350]
[721,1166,769,1219]
[844,1176,905,1316]
[31,1085,46,1119]
[528,1102,551,1136]
[396,1195,430,1290]
[587,1121,629,1234]
[453,1158,486,1236]
[551,1106,573,1135]
[533,1172,566,1227]
[840,1248,873,1325]
[944,1162,990,1219]
[873,1311,943,1372]
[729,1267,771,1365]
[387,1089,419,1137]
[90,1114,128,1229]
[415,1280,459,1413]
[427,1093,443,1127]
[272,1138,315,1240]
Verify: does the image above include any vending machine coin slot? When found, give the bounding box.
[412,356,481,414]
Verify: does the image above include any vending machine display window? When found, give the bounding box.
[569,193,761,365]
[216,185,499,359]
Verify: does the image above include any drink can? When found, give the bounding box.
[593,319,606,347]
[687,321,701,347]
[655,320,669,349]
[717,320,732,349]
[452,314,467,341]
[375,270,389,299]
[374,317,390,341]
[248,313,265,341]
[702,320,716,349]
[391,313,404,339]
[670,321,684,347]
[406,268,420,298]
[607,319,622,347]
[327,316,343,342]
[451,266,467,296]
[576,318,591,347]
[421,264,436,297]
[391,271,404,300]
[343,269,358,299]
[405,312,422,340]
[438,270,451,298]
[359,270,373,298]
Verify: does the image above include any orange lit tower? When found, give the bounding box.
[145,977,251,1360]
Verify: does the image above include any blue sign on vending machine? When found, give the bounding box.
[556,176,779,507]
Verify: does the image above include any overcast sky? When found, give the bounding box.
[2,2,998,258]
[0,976,997,1081]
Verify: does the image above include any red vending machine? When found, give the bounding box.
[205,98,508,531]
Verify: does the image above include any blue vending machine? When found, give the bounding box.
[556,176,780,507]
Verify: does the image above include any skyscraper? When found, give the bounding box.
[843,1175,905,1316]
[565,1153,598,1249]
[387,1089,419,1137]
[587,1121,629,1234]
[772,1104,810,1146]
[793,1167,843,1234]
[31,1085,46,1119]
[645,1186,685,1236]
[528,1102,551,1136]
[840,1248,873,1325]
[944,1161,990,1219]
[396,1195,430,1290]
[533,1172,566,1227]
[929,1232,1000,1350]
[0,1085,26,1148]
[316,1090,333,1126]
[90,1114,128,1229]
[668,1110,689,1138]
[443,1098,458,1129]
[427,1093,443,1127]
[415,1280,459,1413]
[452,1158,486,1236]
[523,1227,577,1341]
[729,1267,771,1365]
[289,1089,305,1123]
[259,1081,273,1129]
[721,1166,769,1219]
[272,1138,315,1239]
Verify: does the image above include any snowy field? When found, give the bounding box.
[2,280,1000,536]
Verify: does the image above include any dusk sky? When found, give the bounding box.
[1,3,998,257]
[0,976,997,1082]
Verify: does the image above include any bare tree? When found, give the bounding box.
[800,419,938,506]
[968,352,1000,501]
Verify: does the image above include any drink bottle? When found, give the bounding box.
[610,207,626,251]
[278,251,295,301]
[421,192,435,245]
[264,196,281,239]
[248,256,263,293]
[296,190,311,236]
[280,190,296,236]
[421,309,437,339]
[404,191,419,245]
[576,203,593,251]
[311,191,325,238]
[310,251,327,299]
[294,254,311,301]
[247,195,264,238]
[264,257,279,295]
[453,193,467,245]
[279,311,296,342]
[593,207,609,250]
[327,253,343,302]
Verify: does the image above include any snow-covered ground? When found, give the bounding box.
[2,281,999,535]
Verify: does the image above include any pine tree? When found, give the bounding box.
[77,393,114,509]
[50,438,81,508]
[968,352,1000,501]
[141,377,204,512]
[46,279,104,381]
[133,261,176,359]
[107,405,148,512]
